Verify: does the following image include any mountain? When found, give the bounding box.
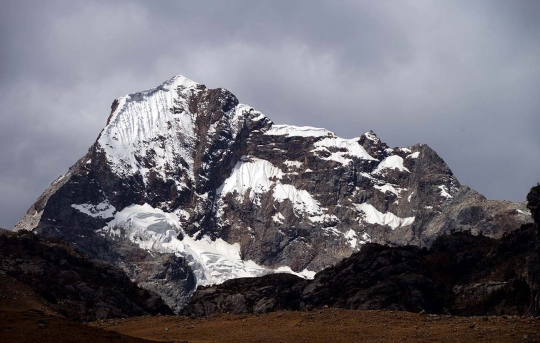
[14,75,531,311]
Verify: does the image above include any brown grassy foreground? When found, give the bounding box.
[2,273,540,343]
[91,309,540,343]
[0,274,152,343]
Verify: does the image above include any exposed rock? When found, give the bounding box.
[0,228,172,321]
[183,219,540,317]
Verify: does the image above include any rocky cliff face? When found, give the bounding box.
[183,224,538,317]
[0,228,172,321]
[14,75,531,311]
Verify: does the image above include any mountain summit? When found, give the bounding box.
[15,74,531,311]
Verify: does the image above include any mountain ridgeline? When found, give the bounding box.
[14,75,532,312]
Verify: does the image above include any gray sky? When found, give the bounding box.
[1,0,539,229]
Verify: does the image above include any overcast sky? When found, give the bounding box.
[1,0,539,229]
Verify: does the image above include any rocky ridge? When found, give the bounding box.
[0,228,172,321]
[14,75,532,311]
[183,187,540,317]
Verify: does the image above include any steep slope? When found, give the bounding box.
[183,224,538,317]
[15,75,531,311]
[0,228,172,321]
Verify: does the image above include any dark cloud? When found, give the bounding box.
[1,0,539,228]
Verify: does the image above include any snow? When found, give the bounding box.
[408,192,414,202]
[97,75,199,183]
[361,232,372,243]
[374,183,403,197]
[272,212,285,224]
[438,185,453,199]
[273,183,321,215]
[264,124,333,138]
[96,74,256,189]
[101,204,315,286]
[217,157,322,215]
[218,158,283,203]
[344,229,358,248]
[283,160,303,168]
[407,152,420,159]
[363,131,379,142]
[355,203,415,229]
[275,266,316,279]
[71,200,116,219]
[373,155,410,174]
[312,137,376,164]
[308,213,339,224]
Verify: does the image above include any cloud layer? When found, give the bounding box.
[1,0,539,228]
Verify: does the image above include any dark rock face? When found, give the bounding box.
[183,221,540,317]
[526,184,540,315]
[0,229,172,321]
[14,75,532,311]
[184,273,305,316]
[182,242,442,316]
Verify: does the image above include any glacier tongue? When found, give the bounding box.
[101,204,315,286]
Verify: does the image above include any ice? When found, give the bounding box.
[373,155,410,174]
[71,200,116,219]
[356,203,415,229]
[101,203,316,286]
[264,124,333,138]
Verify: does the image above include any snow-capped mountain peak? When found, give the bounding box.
[15,74,531,312]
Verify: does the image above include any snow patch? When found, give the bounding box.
[374,184,404,197]
[438,185,453,199]
[265,124,333,138]
[272,212,285,224]
[71,201,116,219]
[312,137,376,164]
[363,131,380,142]
[283,160,303,168]
[407,152,420,159]
[355,203,415,230]
[344,229,358,248]
[218,157,322,216]
[373,155,410,174]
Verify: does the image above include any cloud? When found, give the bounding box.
[1,0,539,228]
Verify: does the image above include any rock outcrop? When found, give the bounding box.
[184,188,540,317]
[0,228,172,321]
